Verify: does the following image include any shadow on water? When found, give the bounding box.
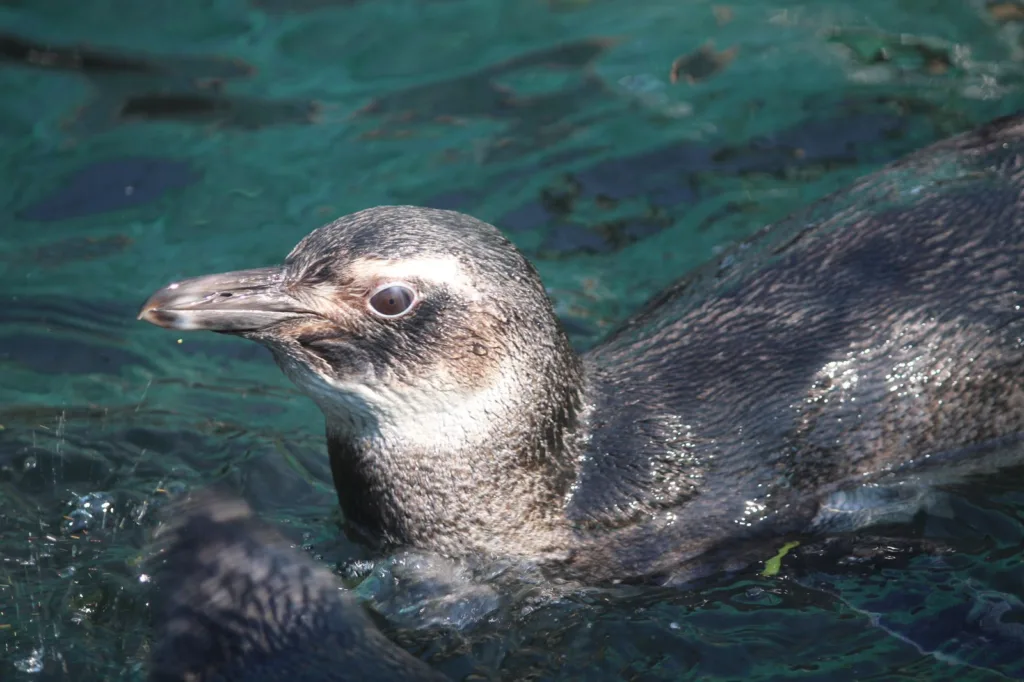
[2,0,1024,680]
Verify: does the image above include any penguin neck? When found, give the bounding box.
[322,347,589,560]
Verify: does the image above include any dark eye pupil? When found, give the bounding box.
[369,285,415,317]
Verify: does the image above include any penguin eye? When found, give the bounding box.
[368,283,417,318]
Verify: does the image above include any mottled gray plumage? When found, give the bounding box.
[140,112,1024,584]
[146,489,447,682]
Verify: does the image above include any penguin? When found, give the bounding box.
[139,112,1024,584]
[146,487,448,681]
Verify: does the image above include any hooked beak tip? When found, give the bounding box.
[137,304,177,327]
[137,284,197,329]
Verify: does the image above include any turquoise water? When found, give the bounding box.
[2,0,1024,679]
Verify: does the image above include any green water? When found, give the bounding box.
[2,0,1024,679]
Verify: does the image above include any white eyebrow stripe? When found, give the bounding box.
[347,256,480,300]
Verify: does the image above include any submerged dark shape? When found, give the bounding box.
[118,93,320,129]
[354,37,616,162]
[139,113,1024,585]
[0,31,253,81]
[669,42,738,84]
[0,31,159,75]
[17,157,199,222]
[488,100,931,258]
[147,488,447,682]
[0,30,318,134]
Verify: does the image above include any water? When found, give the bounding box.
[1,0,1024,679]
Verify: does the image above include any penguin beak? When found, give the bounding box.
[138,266,313,332]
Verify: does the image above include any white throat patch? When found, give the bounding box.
[289,358,521,454]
